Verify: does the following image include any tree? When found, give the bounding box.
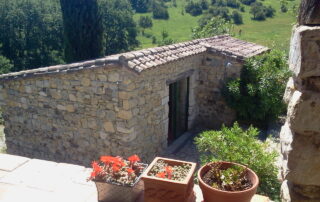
[139,16,153,29]
[232,11,243,24]
[250,2,275,20]
[153,1,170,19]
[240,0,255,5]
[201,6,231,23]
[0,0,64,71]
[185,1,203,16]
[60,0,104,63]
[265,5,275,17]
[131,0,151,13]
[226,0,240,8]
[250,2,263,20]
[200,0,209,10]
[100,0,139,55]
[280,0,288,13]
[192,16,233,39]
[139,16,153,35]
[0,52,13,74]
[214,0,227,7]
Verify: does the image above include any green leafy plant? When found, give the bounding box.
[157,30,175,46]
[223,49,291,125]
[192,16,233,39]
[203,163,252,191]
[195,122,280,200]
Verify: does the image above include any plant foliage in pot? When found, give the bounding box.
[141,157,196,202]
[88,155,147,202]
[198,161,259,202]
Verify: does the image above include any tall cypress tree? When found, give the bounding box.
[60,0,105,63]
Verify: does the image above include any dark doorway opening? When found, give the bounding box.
[168,77,189,145]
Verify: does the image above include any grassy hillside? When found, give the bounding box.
[134,0,200,48]
[134,0,298,52]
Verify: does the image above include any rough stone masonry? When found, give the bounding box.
[281,1,320,201]
[0,35,268,166]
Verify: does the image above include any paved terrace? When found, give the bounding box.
[0,153,270,202]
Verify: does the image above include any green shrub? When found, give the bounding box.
[232,10,243,24]
[200,0,209,10]
[139,16,153,29]
[195,122,280,201]
[153,5,169,19]
[250,2,276,21]
[226,0,240,8]
[223,49,291,125]
[0,54,13,74]
[206,6,231,21]
[192,16,233,39]
[240,0,255,5]
[185,1,203,16]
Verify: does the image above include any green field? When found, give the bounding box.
[134,0,298,52]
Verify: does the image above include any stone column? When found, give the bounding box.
[280,2,320,201]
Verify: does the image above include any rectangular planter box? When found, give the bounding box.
[94,163,147,202]
[141,157,196,202]
[94,179,144,202]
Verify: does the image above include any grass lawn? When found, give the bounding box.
[134,0,201,48]
[134,0,298,52]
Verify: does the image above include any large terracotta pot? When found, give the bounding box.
[198,161,259,202]
[94,163,147,202]
[141,157,197,202]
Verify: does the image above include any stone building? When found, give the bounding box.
[0,35,268,165]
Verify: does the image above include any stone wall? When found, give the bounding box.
[0,64,139,165]
[280,25,320,201]
[197,51,242,128]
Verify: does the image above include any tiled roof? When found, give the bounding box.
[0,35,268,80]
[120,35,268,73]
[204,35,269,59]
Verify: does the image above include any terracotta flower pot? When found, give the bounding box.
[94,163,148,202]
[141,157,197,202]
[198,161,259,202]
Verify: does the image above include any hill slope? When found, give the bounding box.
[134,0,298,51]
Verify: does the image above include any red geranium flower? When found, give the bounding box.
[165,166,173,179]
[128,155,140,163]
[127,168,134,174]
[90,161,102,179]
[100,156,120,164]
[112,164,121,172]
[156,172,166,178]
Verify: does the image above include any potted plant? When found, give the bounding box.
[88,155,147,202]
[141,157,196,202]
[198,161,259,202]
